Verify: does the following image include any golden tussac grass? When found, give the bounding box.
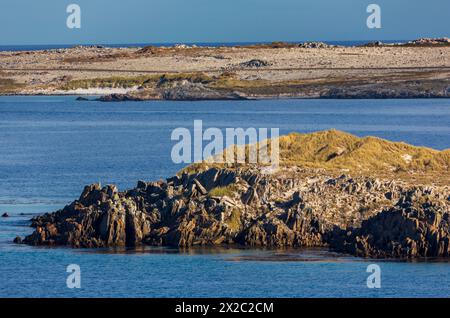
[278,130,450,173]
[182,130,450,182]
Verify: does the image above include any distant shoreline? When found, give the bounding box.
[0,40,410,52]
[1,38,449,101]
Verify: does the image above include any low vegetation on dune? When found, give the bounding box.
[157,73,213,85]
[0,77,24,93]
[58,71,328,94]
[57,72,319,98]
[60,73,214,90]
[60,75,156,89]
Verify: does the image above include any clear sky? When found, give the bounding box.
[0,0,449,45]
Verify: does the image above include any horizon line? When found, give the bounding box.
[0,39,415,48]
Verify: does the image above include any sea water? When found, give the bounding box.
[1,96,449,297]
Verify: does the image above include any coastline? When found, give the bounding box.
[2,39,449,101]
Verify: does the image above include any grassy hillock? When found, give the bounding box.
[182,130,450,183]
[278,130,450,172]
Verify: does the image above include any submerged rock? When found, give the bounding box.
[98,93,145,102]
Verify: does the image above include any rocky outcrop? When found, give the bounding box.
[298,42,331,49]
[321,79,450,99]
[98,77,247,101]
[98,94,146,102]
[331,188,450,258]
[24,184,153,247]
[239,59,272,68]
[403,38,450,47]
[361,38,450,47]
[159,80,246,101]
[21,166,450,258]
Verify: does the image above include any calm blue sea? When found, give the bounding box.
[0,96,449,297]
[0,41,407,52]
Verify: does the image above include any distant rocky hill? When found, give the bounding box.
[19,130,450,258]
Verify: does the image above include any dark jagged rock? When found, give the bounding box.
[24,184,153,247]
[160,81,246,101]
[403,37,450,47]
[322,79,450,99]
[20,167,450,258]
[1,212,9,217]
[98,93,145,102]
[330,188,450,258]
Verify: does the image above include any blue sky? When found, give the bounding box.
[0,0,448,45]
